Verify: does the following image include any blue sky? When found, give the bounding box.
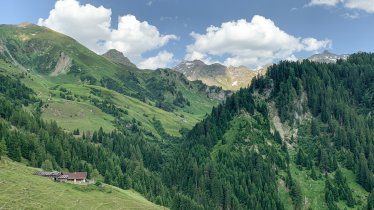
[1,0,374,69]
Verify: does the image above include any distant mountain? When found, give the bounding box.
[0,22,372,210]
[102,49,136,67]
[173,60,268,90]
[308,50,349,63]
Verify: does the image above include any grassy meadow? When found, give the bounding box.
[0,158,167,210]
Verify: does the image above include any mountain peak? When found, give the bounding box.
[178,59,207,67]
[308,50,349,63]
[17,22,34,27]
[102,49,136,68]
[173,60,269,90]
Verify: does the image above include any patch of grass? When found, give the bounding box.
[336,168,369,209]
[289,163,327,210]
[277,179,294,210]
[0,158,167,210]
[287,163,369,210]
[42,100,115,132]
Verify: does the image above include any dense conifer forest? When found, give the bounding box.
[1,53,373,209]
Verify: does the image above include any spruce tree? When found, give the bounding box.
[0,138,7,159]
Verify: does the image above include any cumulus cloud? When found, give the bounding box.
[186,15,331,67]
[105,15,178,63]
[38,0,177,68]
[302,38,332,51]
[137,51,174,69]
[308,0,374,13]
[344,0,374,13]
[38,0,111,53]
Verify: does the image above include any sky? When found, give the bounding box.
[1,0,374,69]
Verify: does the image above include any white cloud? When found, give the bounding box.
[105,15,178,63]
[38,0,111,53]
[137,51,174,69]
[308,0,340,6]
[186,15,331,67]
[38,0,177,68]
[308,0,374,13]
[343,12,360,19]
[344,0,374,13]
[302,37,332,51]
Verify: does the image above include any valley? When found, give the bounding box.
[0,20,373,210]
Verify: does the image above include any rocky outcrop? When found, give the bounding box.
[50,52,72,76]
[102,49,136,68]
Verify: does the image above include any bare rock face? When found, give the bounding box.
[173,60,269,91]
[50,52,72,76]
[102,49,136,68]
[308,50,349,63]
[205,86,232,101]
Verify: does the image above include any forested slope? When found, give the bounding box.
[0,28,373,209]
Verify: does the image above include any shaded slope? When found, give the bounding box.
[253,53,373,209]
[162,53,372,209]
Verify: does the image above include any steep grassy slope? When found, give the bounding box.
[0,24,224,137]
[0,158,166,210]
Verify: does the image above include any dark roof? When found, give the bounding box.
[56,175,68,179]
[33,171,61,177]
[62,172,87,180]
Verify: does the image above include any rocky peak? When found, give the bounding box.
[308,50,349,63]
[102,49,136,67]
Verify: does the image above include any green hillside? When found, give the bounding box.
[0,23,373,210]
[0,23,226,137]
[0,158,166,210]
[157,54,373,209]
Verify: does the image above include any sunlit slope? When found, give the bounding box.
[0,158,167,210]
[0,24,223,136]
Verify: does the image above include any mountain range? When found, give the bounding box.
[0,23,373,210]
[173,60,269,90]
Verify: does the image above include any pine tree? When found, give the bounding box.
[0,138,7,159]
[368,189,374,210]
[41,159,53,171]
[274,130,282,144]
[311,166,318,180]
[290,181,303,210]
[6,135,21,162]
